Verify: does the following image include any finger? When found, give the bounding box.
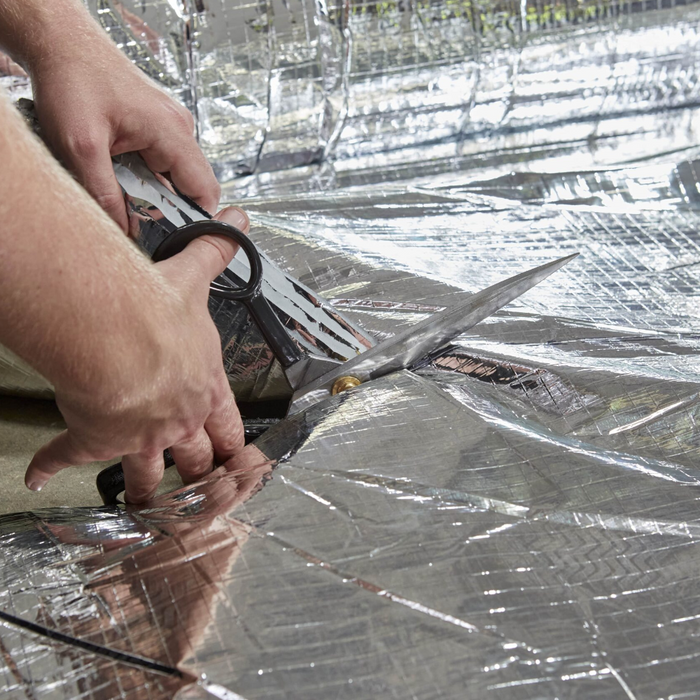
[223,445,274,504]
[213,205,251,234]
[122,451,165,504]
[25,431,95,491]
[62,134,129,231]
[141,136,220,214]
[205,383,245,465]
[170,427,215,483]
[223,445,270,474]
[156,206,249,283]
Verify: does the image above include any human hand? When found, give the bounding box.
[28,25,219,231]
[0,50,26,77]
[25,206,248,503]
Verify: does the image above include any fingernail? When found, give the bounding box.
[227,207,249,231]
[27,481,43,492]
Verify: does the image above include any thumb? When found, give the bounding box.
[213,205,250,233]
[158,206,250,284]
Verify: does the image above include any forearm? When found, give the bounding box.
[0,92,168,399]
[0,0,109,73]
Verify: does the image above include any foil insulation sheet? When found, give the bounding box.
[75,0,700,193]
[1,1,700,698]
[1,154,699,696]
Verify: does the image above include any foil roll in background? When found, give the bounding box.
[1,0,700,698]
[80,0,700,194]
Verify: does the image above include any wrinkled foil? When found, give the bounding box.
[82,0,700,192]
[2,0,700,698]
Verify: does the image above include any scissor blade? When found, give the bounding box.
[289,253,578,414]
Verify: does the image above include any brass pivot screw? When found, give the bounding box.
[331,376,362,395]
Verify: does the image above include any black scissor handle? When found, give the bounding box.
[96,420,278,505]
[152,220,262,300]
[152,220,302,368]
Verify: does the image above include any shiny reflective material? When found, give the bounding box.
[2,352,700,698]
[1,1,700,698]
[2,156,699,695]
[82,0,700,193]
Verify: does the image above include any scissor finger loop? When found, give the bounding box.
[152,219,303,369]
[152,220,263,301]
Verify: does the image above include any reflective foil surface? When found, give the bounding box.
[2,0,700,698]
[83,0,700,190]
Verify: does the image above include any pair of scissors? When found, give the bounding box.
[97,219,577,503]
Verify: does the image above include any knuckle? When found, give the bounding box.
[221,396,239,421]
[216,425,245,456]
[163,100,196,133]
[211,382,233,410]
[140,445,164,462]
[220,375,236,397]
[181,108,196,132]
[186,455,213,477]
[176,413,206,441]
[67,132,101,161]
[93,191,126,216]
[125,486,155,504]
[200,236,232,270]
[91,447,116,462]
[180,425,200,445]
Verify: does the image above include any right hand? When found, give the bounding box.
[25,206,249,503]
[29,24,220,231]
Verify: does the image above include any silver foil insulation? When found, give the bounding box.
[0,1,700,698]
[81,0,700,191]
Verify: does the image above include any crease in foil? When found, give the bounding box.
[1,1,700,698]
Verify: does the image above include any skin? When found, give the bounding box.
[0,1,246,502]
[0,0,220,229]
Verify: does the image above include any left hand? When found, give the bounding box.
[24,206,248,503]
[29,26,220,231]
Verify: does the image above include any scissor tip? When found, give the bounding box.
[551,252,580,268]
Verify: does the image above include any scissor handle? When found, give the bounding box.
[152,219,303,369]
[152,220,262,300]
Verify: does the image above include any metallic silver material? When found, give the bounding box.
[289,254,577,413]
[2,1,700,698]
[2,151,699,694]
[78,0,700,193]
